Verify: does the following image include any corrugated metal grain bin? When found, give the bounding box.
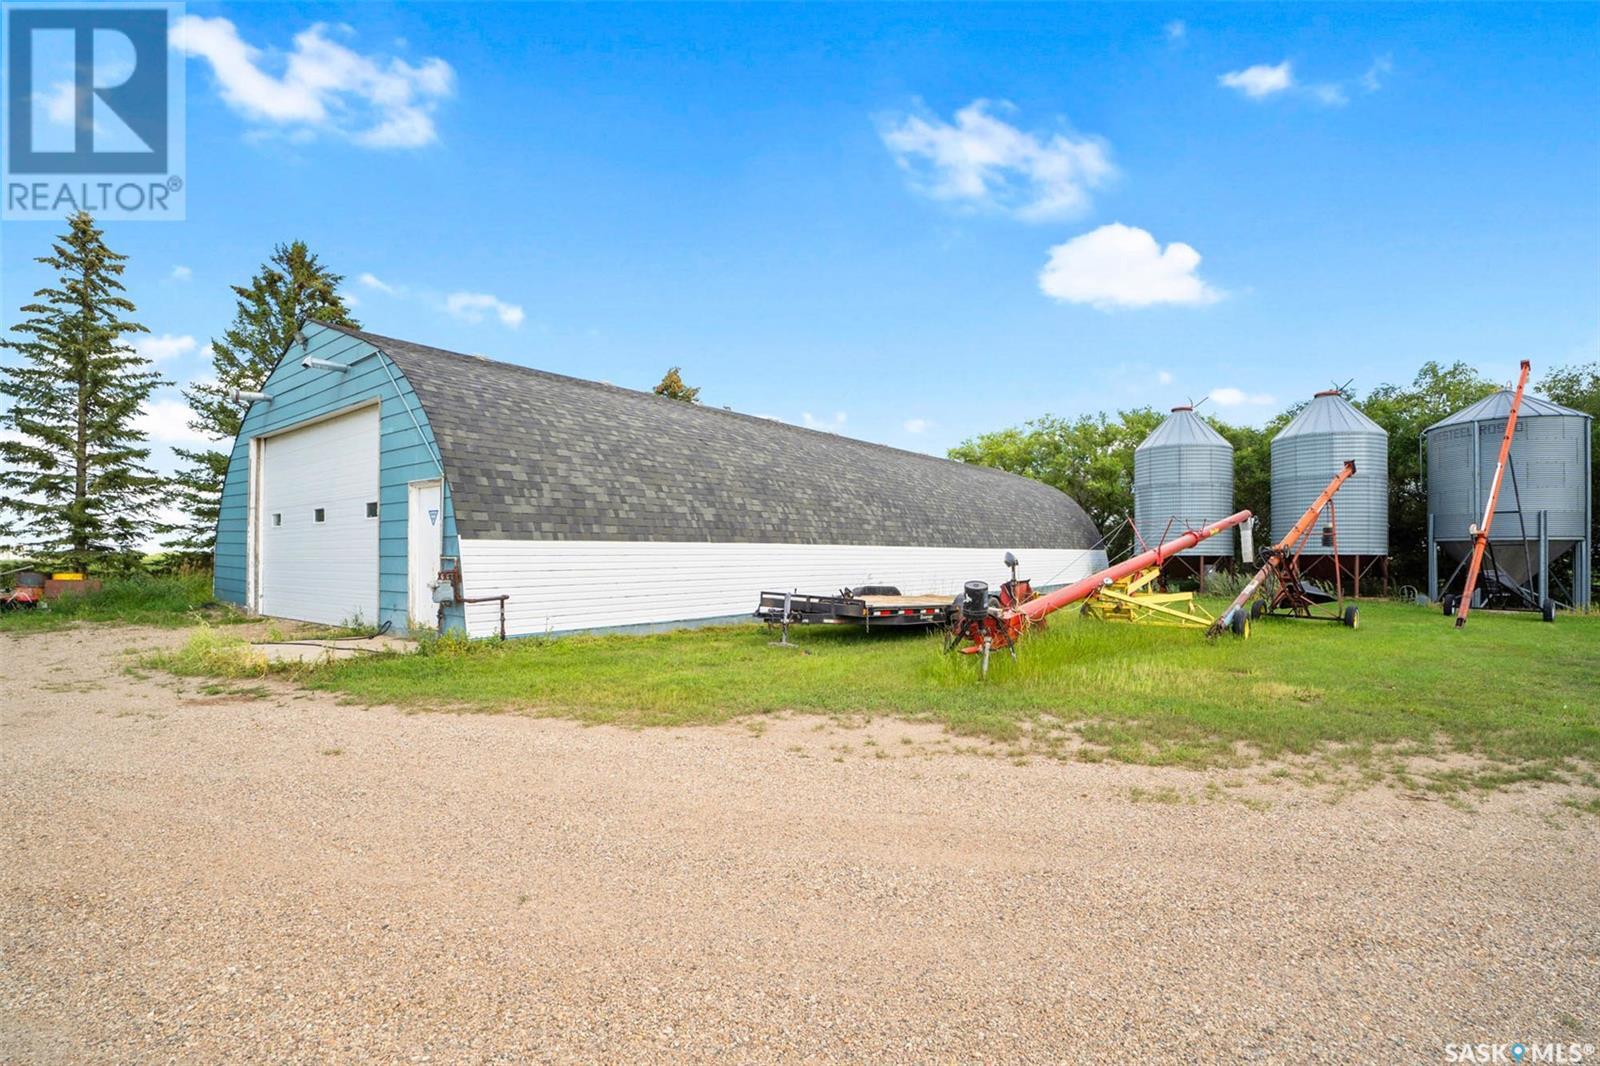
[1134,406,1235,557]
[1270,390,1389,556]
[1424,390,1592,586]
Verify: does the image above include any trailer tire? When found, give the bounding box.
[1229,611,1249,638]
[1342,605,1359,629]
[1541,598,1556,623]
[1249,599,1266,621]
[1441,595,1457,616]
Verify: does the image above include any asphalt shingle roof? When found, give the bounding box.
[329,324,1101,549]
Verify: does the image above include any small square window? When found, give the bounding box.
[366,501,379,518]
[314,508,325,523]
[272,513,282,527]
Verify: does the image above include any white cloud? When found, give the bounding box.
[1219,61,1294,99]
[444,291,525,329]
[880,99,1114,221]
[134,397,219,446]
[902,418,932,434]
[170,16,455,148]
[170,265,192,281]
[132,333,198,363]
[1222,57,1386,107]
[1164,20,1186,43]
[1310,83,1349,107]
[1360,55,1393,93]
[1157,370,1174,386]
[802,411,848,433]
[1038,224,1223,311]
[1210,387,1276,407]
[352,272,527,329]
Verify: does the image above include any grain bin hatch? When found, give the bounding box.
[1134,406,1236,563]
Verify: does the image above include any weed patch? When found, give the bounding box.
[145,627,269,679]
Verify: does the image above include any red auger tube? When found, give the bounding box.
[1017,509,1254,623]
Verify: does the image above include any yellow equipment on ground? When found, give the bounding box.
[1080,566,1246,635]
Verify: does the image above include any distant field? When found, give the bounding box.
[148,598,1600,786]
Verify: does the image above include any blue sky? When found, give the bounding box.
[2,2,1597,476]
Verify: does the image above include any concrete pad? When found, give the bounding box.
[253,634,418,663]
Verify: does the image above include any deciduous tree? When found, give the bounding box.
[1537,361,1599,596]
[1358,361,1498,586]
[949,409,1163,534]
[653,367,700,403]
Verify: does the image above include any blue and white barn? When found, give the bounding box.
[216,322,1107,637]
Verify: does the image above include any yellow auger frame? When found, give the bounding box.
[1081,566,1242,634]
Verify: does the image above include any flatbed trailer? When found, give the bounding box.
[755,587,954,630]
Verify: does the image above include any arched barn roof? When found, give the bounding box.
[317,323,1101,549]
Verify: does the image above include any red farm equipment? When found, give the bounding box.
[0,569,46,611]
[1452,360,1532,629]
[1207,460,1361,637]
[946,510,1254,676]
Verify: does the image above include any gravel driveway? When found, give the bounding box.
[2,625,1596,1063]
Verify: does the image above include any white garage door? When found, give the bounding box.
[258,405,381,625]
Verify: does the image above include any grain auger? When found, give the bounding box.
[1207,460,1361,638]
[948,510,1254,676]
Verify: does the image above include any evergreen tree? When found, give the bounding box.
[653,366,701,403]
[0,212,164,572]
[164,241,359,560]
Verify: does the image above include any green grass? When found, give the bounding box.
[212,599,1600,775]
[0,570,244,632]
[147,625,270,677]
[1562,795,1600,817]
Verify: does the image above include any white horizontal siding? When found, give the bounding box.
[456,540,1109,638]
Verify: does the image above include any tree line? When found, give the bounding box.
[949,361,1600,589]
[2,211,1594,595]
[0,212,357,573]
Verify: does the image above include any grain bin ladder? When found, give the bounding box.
[1454,360,1532,629]
[1207,461,1360,638]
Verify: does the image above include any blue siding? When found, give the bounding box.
[213,323,465,633]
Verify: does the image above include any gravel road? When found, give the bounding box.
[3,625,1596,1063]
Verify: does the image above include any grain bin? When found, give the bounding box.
[1270,390,1389,591]
[1424,390,1592,608]
[1134,406,1236,568]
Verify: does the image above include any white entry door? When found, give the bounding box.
[408,480,444,627]
[257,406,381,625]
